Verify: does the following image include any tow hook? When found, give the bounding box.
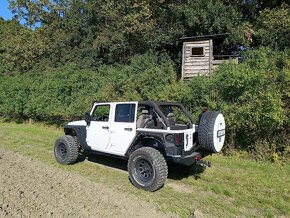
[192,160,211,179]
[196,160,211,168]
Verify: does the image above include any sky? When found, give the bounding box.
[0,0,13,20]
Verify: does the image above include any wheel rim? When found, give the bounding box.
[57,143,67,160]
[133,158,154,185]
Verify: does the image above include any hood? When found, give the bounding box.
[66,120,87,126]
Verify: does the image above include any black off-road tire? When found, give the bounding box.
[198,111,225,153]
[128,147,168,192]
[54,135,79,165]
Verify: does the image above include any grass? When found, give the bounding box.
[0,122,289,217]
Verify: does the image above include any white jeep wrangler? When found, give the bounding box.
[54,101,225,191]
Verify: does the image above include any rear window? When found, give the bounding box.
[160,105,190,125]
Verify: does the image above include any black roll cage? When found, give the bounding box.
[138,101,194,128]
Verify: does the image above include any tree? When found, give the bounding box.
[255,4,290,49]
[180,0,247,52]
[0,19,49,73]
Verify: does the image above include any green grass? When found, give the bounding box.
[0,122,289,217]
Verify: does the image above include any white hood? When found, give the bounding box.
[67,120,87,126]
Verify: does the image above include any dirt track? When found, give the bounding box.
[0,149,173,217]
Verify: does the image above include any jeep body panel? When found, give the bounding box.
[67,120,86,126]
[125,127,199,166]
[64,125,88,148]
[84,102,138,156]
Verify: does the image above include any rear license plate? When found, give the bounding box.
[217,129,225,137]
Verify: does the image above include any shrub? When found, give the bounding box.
[186,48,290,160]
[0,52,186,120]
[95,52,188,102]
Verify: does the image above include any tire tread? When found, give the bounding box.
[198,111,220,153]
[54,135,79,165]
[128,147,168,192]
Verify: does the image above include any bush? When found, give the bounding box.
[186,48,290,160]
[0,53,186,120]
[0,65,99,121]
[95,52,188,102]
[255,4,290,50]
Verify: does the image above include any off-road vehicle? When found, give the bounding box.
[54,101,225,191]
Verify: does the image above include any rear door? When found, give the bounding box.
[108,102,137,155]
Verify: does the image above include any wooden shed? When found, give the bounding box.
[179,33,238,80]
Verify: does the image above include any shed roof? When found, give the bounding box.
[179,33,229,42]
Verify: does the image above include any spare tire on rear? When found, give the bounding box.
[198,111,226,153]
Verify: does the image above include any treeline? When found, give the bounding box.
[0,0,289,73]
[0,0,289,160]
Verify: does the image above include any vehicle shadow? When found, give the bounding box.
[167,163,206,180]
[84,153,206,180]
[86,153,128,172]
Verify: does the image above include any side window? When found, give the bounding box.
[115,104,136,123]
[91,105,110,122]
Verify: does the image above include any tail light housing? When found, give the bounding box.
[174,133,183,146]
[195,154,202,161]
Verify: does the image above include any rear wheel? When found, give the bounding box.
[128,147,168,192]
[54,135,79,165]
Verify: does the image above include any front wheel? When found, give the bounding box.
[54,135,79,165]
[128,147,168,192]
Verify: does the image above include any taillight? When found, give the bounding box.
[195,154,202,161]
[175,133,182,146]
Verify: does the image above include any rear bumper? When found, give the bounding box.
[168,151,201,166]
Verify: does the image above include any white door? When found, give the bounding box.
[86,104,112,151]
[109,103,137,155]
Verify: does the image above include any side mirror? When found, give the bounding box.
[85,112,91,126]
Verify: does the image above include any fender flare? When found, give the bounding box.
[64,125,91,150]
[125,132,166,156]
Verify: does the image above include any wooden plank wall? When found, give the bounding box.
[181,40,212,80]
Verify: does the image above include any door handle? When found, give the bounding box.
[124,128,133,131]
[102,126,109,130]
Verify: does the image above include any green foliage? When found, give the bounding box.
[182,0,246,51]
[256,4,290,49]
[95,52,188,102]
[0,0,258,72]
[0,53,186,119]
[1,0,289,73]
[23,67,99,120]
[0,65,99,120]
[186,48,290,160]
[0,19,49,73]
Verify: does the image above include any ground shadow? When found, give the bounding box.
[76,153,87,163]
[84,153,207,180]
[167,163,206,180]
[86,153,128,172]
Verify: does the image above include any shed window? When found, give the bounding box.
[191,47,204,56]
